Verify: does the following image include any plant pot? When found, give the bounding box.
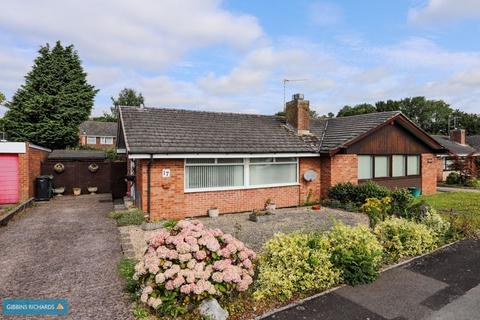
[265,203,276,214]
[88,163,99,173]
[87,186,98,194]
[73,188,81,196]
[311,204,321,210]
[53,187,65,196]
[208,208,219,218]
[53,163,65,173]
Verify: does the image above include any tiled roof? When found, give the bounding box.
[433,135,478,156]
[119,107,318,154]
[48,150,106,160]
[466,135,480,150]
[310,111,401,153]
[80,121,117,137]
[119,107,436,155]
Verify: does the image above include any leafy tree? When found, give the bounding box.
[337,103,376,117]
[104,88,145,121]
[2,41,97,149]
[275,109,322,119]
[338,97,480,135]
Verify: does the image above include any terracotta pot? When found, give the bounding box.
[73,188,81,196]
[311,204,321,210]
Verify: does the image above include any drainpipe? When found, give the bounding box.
[147,154,153,221]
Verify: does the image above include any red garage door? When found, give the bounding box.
[0,154,19,204]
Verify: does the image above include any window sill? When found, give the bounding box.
[359,175,421,182]
[184,183,300,193]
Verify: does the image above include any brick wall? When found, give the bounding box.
[436,157,444,182]
[421,153,438,195]
[18,144,50,201]
[320,154,358,198]
[138,157,321,221]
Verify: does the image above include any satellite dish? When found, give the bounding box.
[303,170,317,182]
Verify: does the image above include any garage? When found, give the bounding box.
[0,142,51,204]
[0,154,19,204]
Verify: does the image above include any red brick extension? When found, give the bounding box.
[18,144,50,201]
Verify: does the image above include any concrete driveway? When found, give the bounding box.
[0,194,132,319]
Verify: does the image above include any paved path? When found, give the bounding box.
[0,194,132,319]
[437,186,480,193]
[265,240,480,320]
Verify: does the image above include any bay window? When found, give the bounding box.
[185,157,298,191]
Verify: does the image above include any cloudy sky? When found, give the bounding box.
[1,0,480,116]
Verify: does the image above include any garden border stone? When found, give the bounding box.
[0,197,34,226]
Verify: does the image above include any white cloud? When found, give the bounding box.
[308,1,343,26]
[408,0,480,25]
[0,0,263,70]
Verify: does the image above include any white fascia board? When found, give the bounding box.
[0,142,26,153]
[128,152,320,159]
[28,143,51,152]
[117,148,127,154]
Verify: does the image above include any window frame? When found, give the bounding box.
[184,157,299,192]
[357,154,421,181]
[100,136,114,145]
[86,136,97,144]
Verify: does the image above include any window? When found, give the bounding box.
[358,154,421,179]
[86,136,96,144]
[358,156,373,179]
[185,158,244,190]
[249,158,297,186]
[392,155,406,177]
[407,155,420,175]
[185,157,298,191]
[100,136,114,145]
[443,158,455,171]
[374,156,389,178]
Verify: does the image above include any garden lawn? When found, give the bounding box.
[422,192,480,216]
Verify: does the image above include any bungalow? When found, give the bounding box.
[432,130,480,181]
[117,94,445,220]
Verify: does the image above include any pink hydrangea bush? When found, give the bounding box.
[134,220,256,316]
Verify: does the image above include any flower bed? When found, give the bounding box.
[119,194,460,319]
[132,220,255,317]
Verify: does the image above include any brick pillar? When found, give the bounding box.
[421,153,437,195]
[320,154,358,198]
[299,157,321,204]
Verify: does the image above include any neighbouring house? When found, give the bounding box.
[433,130,480,182]
[0,141,51,204]
[117,94,445,221]
[467,135,480,151]
[79,120,117,149]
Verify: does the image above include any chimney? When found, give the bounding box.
[285,93,310,135]
[450,128,466,144]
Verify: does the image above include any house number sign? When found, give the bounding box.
[162,169,171,178]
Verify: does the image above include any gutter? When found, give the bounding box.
[147,154,153,221]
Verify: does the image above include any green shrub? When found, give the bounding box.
[111,209,145,226]
[353,182,390,204]
[362,197,392,228]
[420,210,452,245]
[466,178,480,188]
[254,233,341,301]
[321,198,343,209]
[327,223,383,285]
[390,188,414,216]
[374,217,436,263]
[328,182,356,203]
[118,258,140,297]
[405,200,431,221]
[446,172,461,185]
